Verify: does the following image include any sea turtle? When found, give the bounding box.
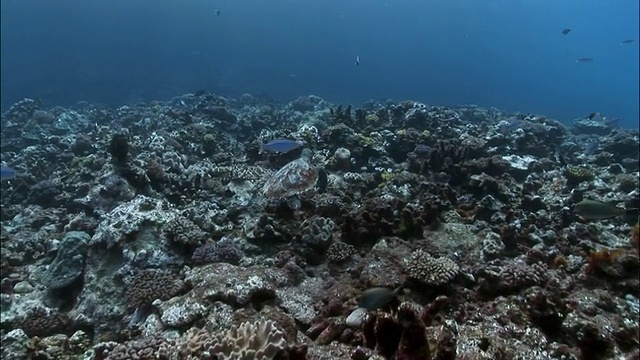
[262,148,320,200]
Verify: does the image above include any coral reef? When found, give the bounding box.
[0,94,638,360]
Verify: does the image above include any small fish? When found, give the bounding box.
[498,117,547,135]
[587,112,605,121]
[573,199,638,220]
[584,141,599,155]
[358,285,402,311]
[620,39,634,45]
[587,112,618,126]
[576,58,594,63]
[214,10,221,16]
[259,139,304,154]
[355,55,360,66]
[0,166,16,180]
[562,28,572,35]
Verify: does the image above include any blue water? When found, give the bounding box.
[1,0,638,128]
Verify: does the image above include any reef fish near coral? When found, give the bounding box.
[358,286,402,311]
[573,199,638,220]
[0,92,639,359]
[259,139,304,154]
[0,166,16,180]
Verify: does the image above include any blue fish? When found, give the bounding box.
[259,139,304,154]
[1,166,16,180]
[497,118,524,135]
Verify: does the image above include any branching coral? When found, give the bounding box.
[420,140,472,186]
[405,250,459,286]
[164,216,208,247]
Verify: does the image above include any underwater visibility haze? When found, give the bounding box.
[1,0,639,128]
[0,1,639,360]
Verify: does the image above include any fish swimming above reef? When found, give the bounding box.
[497,117,547,135]
[620,39,635,45]
[573,199,639,220]
[358,285,403,311]
[259,139,304,154]
[562,28,572,35]
[1,167,16,180]
[584,140,600,155]
[576,58,594,63]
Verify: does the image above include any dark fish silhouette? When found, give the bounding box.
[576,58,594,63]
[562,28,571,35]
[620,39,634,45]
[358,286,402,311]
[574,199,638,220]
[215,10,221,16]
[587,112,605,121]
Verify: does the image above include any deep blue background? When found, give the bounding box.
[1,0,638,128]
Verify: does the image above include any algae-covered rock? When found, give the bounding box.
[42,231,90,290]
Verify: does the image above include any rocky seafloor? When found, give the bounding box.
[0,94,638,360]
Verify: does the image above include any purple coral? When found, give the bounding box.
[191,240,243,265]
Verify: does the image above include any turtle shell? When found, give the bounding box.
[262,157,319,198]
